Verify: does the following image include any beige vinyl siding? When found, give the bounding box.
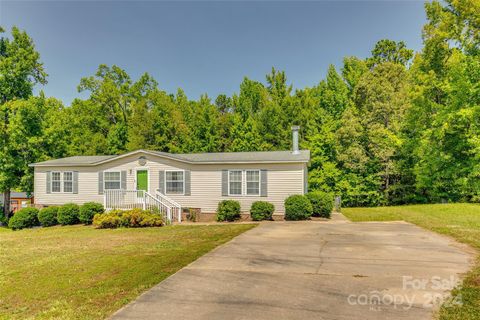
[34,152,305,214]
[168,164,304,214]
[35,167,103,205]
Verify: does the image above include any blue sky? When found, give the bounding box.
[0,1,426,105]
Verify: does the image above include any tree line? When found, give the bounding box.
[1,0,479,216]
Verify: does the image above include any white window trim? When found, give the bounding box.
[104,170,122,191]
[51,171,61,193]
[245,169,261,196]
[51,171,73,193]
[63,171,74,194]
[228,170,243,196]
[228,169,261,197]
[165,169,185,195]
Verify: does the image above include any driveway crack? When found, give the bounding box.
[316,237,328,274]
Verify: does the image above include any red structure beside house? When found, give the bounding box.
[0,192,34,213]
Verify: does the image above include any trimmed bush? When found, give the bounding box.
[284,195,313,221]
[93,211,123,229]
[120,208,149,227]
[93,209,163,229]
[216,200,241,222]
[38,206,59,227]
[8,207,39,230]
[306,191,334,218]
[250,201,275,221]
[79,202,104,224]
[57,203,80,225]
[137,214,163,227]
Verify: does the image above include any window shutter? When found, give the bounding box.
[98,171,104,195]
[222,170,228,196]
[184,170,191,196]
[73,171,79,194]
[121,171,127,190]
[46,171,51,194]
[260,169,268,197]
[158,170,165,194]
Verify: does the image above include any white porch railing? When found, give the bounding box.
[155,189,182,223]
[104,190,144,211]
[104,189,182,223]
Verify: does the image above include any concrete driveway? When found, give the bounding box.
[112,216,473,320]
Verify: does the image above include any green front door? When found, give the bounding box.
[136,170,148,191]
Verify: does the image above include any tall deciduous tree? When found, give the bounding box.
[0,26,47,217]
[368,39,414,67]
[408,0,480,202]
[77,65,158,154]
[338,62,411,205]
[317,65,350,118]
[342,56,368,92]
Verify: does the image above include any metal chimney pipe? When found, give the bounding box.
[291,125,300,154]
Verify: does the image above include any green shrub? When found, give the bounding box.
[306,191,334,218]
[8,207,39,230]
[121,208,147,227]
[93,209,163,229]
[284,195,313,221]
[79,202,104,224]
[138,214,163,227]
[38,206,59,227]
[57,203,80,225]
[216,200,241,222]
[250,201,275,221]
[0,209,8,226]
[93,211,123,228]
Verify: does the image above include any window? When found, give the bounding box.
[51,172,61,193]
[166,171,184,194]
[246,170,260,195]
[227,170,262,196]
[229,170,243,195]
[50,171,76,193]
[104,171,121,190]
[63,171,73,193]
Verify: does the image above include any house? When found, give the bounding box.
[30,127,309,221]
[0,192,34,213]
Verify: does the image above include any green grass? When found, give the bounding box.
[0,224,256,319]
[343,203,480,320]
[0,227,11,233]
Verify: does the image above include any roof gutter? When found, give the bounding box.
[29,159,310,167]
[29,149,310,167]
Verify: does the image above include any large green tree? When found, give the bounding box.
[368,39,414,67]
[0,26,47,217]
[408,0,480,202]
[337,62,411,205]
[76,65,158,154]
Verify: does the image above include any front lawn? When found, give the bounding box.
[343,203,480,320]
[0,224,256,319]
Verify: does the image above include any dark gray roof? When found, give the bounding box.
[0,192,32,203]
[30,155,116,166]
[176,150,310,163]
[30,149,310,167]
